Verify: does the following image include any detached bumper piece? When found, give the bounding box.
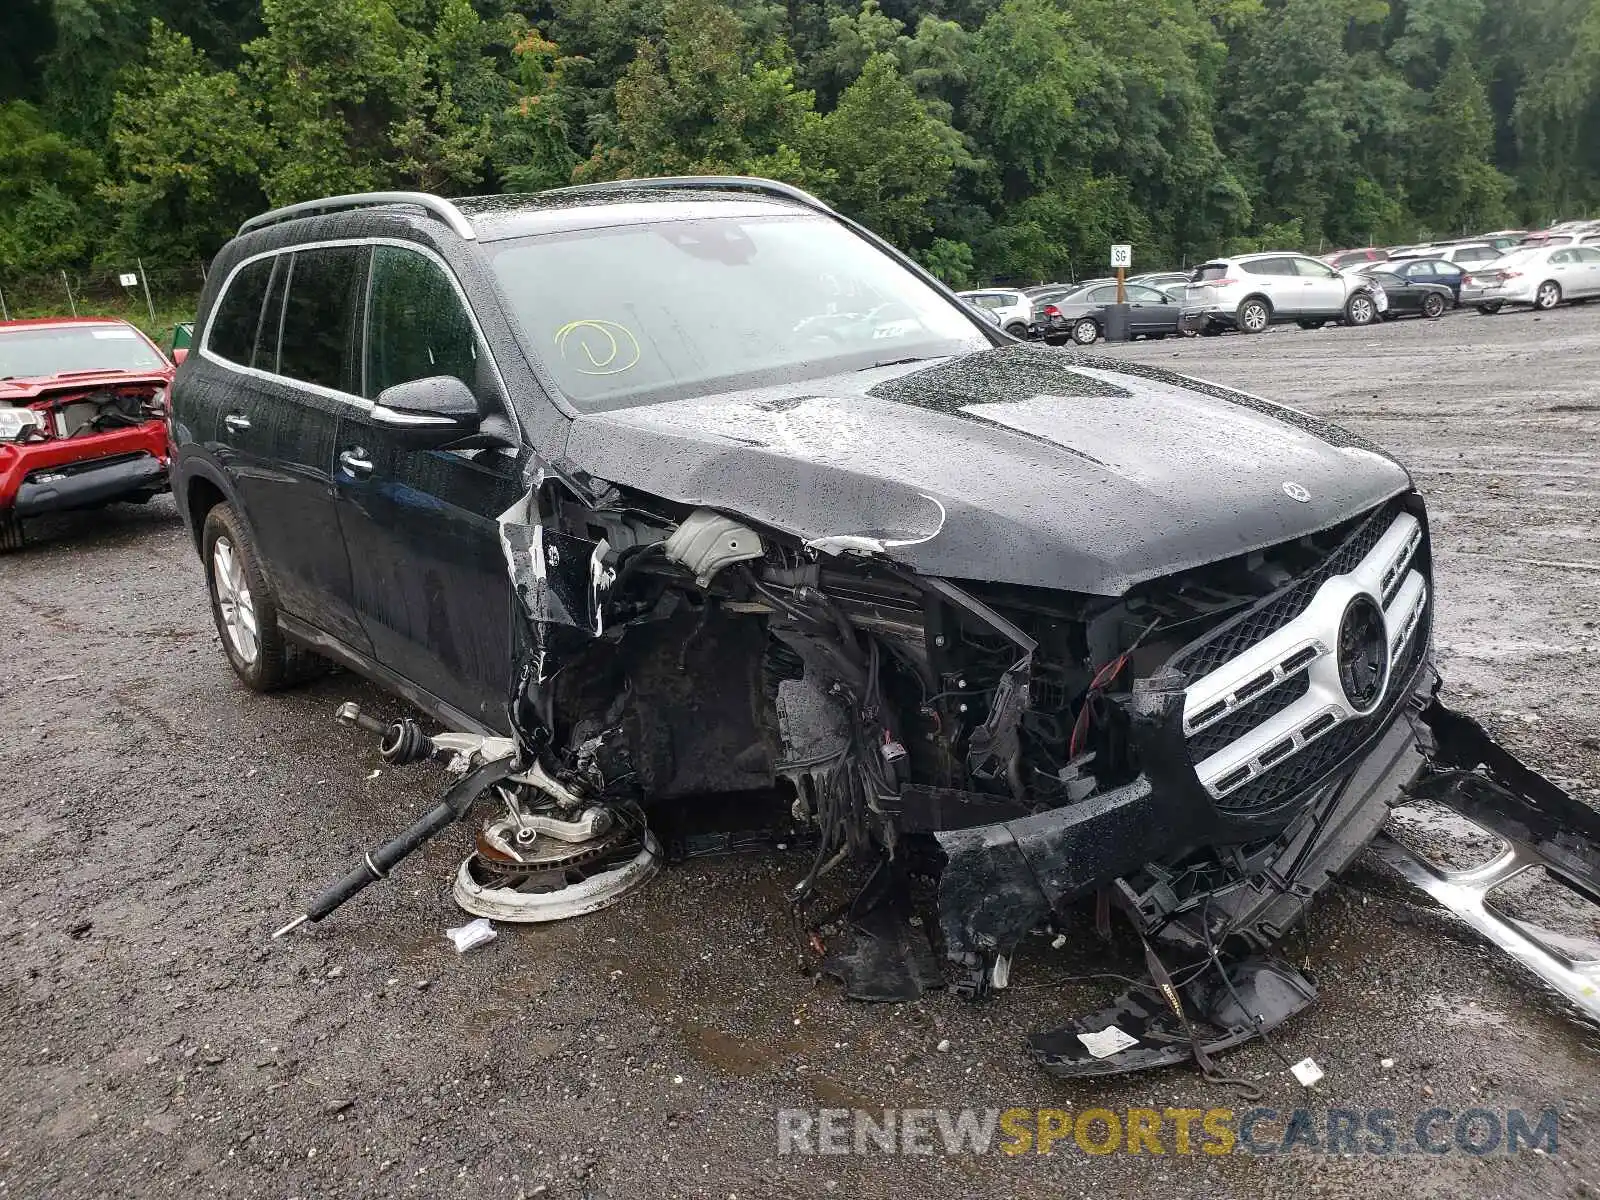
[1030,957,1317,1079]
[1375,698,1600,1022]
[1020,689,1600,1081]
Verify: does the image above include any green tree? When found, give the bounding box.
[243,0,417,203]
[0,100,101,270]
[1409,55,1510,233]
[821,53,956,246]
[492,28,582,192]
[100,22,268,263]
[575,0,829,190]
[920,236,975,287]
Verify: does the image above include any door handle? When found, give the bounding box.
[224,412,251,433]
[339,448,374,478]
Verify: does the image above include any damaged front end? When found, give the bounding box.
[289,470,1600,1080]
[0,375,172,549]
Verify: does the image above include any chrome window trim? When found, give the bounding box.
[199,236,522,439]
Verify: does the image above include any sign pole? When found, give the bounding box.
[137,258,157,327]
[1116,265,1126,305]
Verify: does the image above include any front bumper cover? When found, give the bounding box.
[1,422,170,517]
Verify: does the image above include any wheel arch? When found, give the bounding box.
[178,459,236,556]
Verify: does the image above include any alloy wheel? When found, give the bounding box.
[212,535,260,665]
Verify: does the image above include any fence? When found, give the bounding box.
[0,261,210,337]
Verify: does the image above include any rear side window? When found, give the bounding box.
[277,246,367,393]
[1242,258,1291,276]
[364,246,483,401]
[207,258,274,365]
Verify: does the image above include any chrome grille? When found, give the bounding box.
[1179,503,1430,814]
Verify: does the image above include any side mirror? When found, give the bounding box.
[372,375,480,446]
[171,347,189,365]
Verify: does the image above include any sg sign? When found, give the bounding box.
[1109,244,1133,269]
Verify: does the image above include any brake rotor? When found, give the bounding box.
[472,819,625,878]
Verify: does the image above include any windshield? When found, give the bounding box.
[486,213,988,410]
[0,324,165,379]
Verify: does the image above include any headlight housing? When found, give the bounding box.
[0,407,44,442]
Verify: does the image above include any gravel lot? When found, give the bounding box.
[3,304,1599,1199]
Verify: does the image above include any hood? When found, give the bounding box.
[563,346,1411,595]
[0,368,173,403]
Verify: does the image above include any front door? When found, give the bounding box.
[1125,284,1180,335]
[333,243,527,731]
[1291,257,1348,315]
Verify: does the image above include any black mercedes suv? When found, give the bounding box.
[171,179,1465,1076]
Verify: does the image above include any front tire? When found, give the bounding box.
[1478,301,1503,315]
[1070,317,1100,345]
[1421,292,1446,319]
[0,513,21,554]
[1344,292,1377,326]
[1535,281,1561,310]
[202,503,322,692]
[1237,298,1270,333]
[1004,322,1029,338]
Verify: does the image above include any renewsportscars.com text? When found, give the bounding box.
[776,1106,1559,1157]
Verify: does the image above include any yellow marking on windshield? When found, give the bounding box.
[553,319,641,375]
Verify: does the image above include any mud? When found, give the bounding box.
[2,304,1599,1198]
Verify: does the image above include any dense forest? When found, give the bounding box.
[1,0,1598,291]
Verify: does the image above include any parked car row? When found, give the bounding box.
[959,215,1600,345]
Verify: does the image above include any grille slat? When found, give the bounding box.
[1173,501,1399,678]
[1186,672,1310,761]
[1215,611,1429,813]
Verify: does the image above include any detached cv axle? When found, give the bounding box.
[271,705,520,938]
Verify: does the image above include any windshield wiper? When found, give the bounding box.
[859,356,932,372]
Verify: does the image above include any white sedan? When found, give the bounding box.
[1465,245,1600,313]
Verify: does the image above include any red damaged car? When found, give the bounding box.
[0,317,174,552]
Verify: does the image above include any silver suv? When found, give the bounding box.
[955,289,1030,338]
[1181,252,1387,334]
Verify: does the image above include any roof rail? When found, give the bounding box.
[540,176,831,214]
[237,191,476,240]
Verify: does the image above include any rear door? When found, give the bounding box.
[208,246,373,653]
[332,243,527,731]
[1242,257,1300,314]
